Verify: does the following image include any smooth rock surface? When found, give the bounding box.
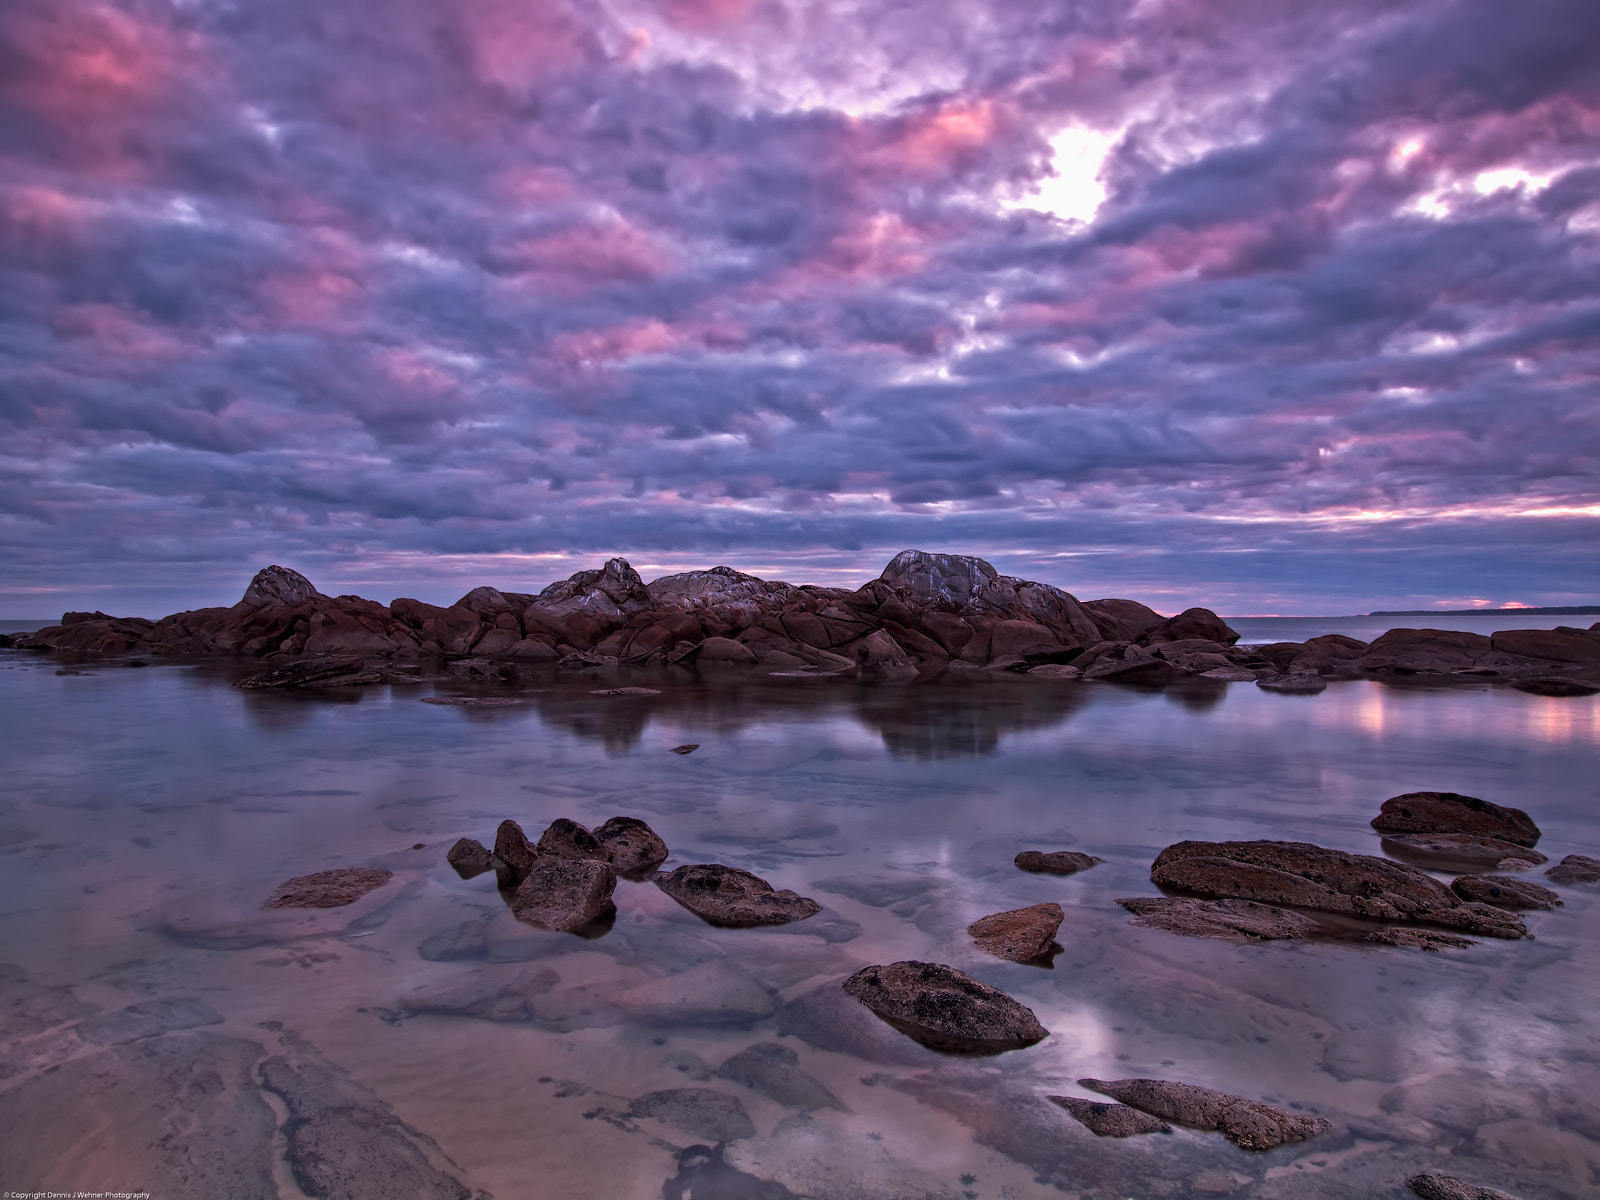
[1078,1077,1331,1151]
[841,961,1049,1055]
[263,867,393,909]
[1048,1095,1172,1137]
[510,857,617,932]
[1450,875,1562,910]
[967,903,1063,963]
[1014,849,1104,875]
[1116,896,1317,942]
[594,816,669,874]
[1380,833,1549,869]
[1372,791,1542,847]
[656,863,821,927]
[400,965,559,1021]
[1546,854,1600,885]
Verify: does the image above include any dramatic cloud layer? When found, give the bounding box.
[2,0,1597,615]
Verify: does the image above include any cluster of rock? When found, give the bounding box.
[1056,1078,1333,1152]
[14,551,1598,693]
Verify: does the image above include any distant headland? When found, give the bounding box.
[1369,606,1600,617]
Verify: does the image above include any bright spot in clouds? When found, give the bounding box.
[1007,126,1117,224]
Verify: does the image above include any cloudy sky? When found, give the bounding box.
[2,0,1597,617]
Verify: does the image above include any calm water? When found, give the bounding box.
[1,653,1597,1199]
[1228,613,1598,645]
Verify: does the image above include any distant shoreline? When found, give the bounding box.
[1366,606,1600,617]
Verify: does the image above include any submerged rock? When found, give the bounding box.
[1116,896,1317,942]
[1014,849,1104,875]
[1450,875,1562,910]
[714,1042,846,1112]
[841,960,1049,1055]
[510,857,616,932]
[492,818,539,885]
[1255,673,1327,693]
[445,838,492,879]
[656,864,821,927]
[1371,791,1542,847]
[1078,1077,1331,1151]
[263,868,393,909]
[967,903,1063,963]
[773,979,943,1067]
[1380,833,1549,869]
[1047,1095,1171,1137]
[1546,854,1600,885]
[612,960,776,1027]
[626,1088,756,1141]
[400,965,559,1021]
[1407,1173,1522,1200]
[594,816,669,874]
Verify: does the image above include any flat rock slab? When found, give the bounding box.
[1256,673,1327,693]
[1078,1077,1331,1151]
[264,867,393,909]
[715,1042,846,1111]
[1371,790,1542,846]
[1014,850,1104,875]
[1150,839,1527,939]
[591,687,661,695]
[236,656,362,690]
[1366,928,1475,951]
[657,863,820,927]
[595,816,669,874]
[445,837,492,878]
[968,903,1063,962]
[842,960,1049,1055]
[1116,896,1317,942]
[669,743,699,754]
[1546,854,1600,885]
[625,1087,756,1141]
[1380,833,1549,869]
[612,960,776,1027]
[1048,1095,1171,1137]
[1408,1173,1523,1200]
[510,857,616,932]
[420,696,522,706]
[1451,874,1562,910]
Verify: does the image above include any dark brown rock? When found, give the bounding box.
[263,868,393,909]
[625,1088,756,1141]
[1256,672,1327,693]
[236,656,364,690]
[855,629,917,681]
[1371,790,1541,847]
[714,1042,846,1111]
[1510,676,1600,696]
[1380,833,1549,869]
[1014,849,1104,876]
[493,819,539,881]
[1356,628,1531,676]
[1407,1172,1522,1200]
[1449,875,1562,910]
[594,816,669,874]
[656,864,821,927]
[841,961,1049,1054]
[697,636,759,664]
[445,838,492,879]
[1490,626,1600,668]
[1116,896,1317,942]
[669,743,699,754]
[1082,598,1166,642]
[967,903,1063,963]
[1047,1095,1171,1137]
[510,857,616,932]
[1546,854,1600,885]
[1145,607,1240,646]
[1078,1077,1331,1151]
[536,818,611,862]
[1365,928,1475,950]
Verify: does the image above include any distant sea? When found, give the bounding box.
[1226,611,1598,645]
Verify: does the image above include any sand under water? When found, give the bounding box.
[0,651,1596,1199]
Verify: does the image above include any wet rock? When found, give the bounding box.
[773,979,943,1067]
[263,867,393,909]
[1366,928,1475,951]
[1510,676,1600,696]
[1048,1095,1171,1137]
[1356,628,1527,676]
[236,656,364,690]
[1380,833,1549,870]
[715,1042,846,1111]
[1255,673,1327,693]
[445,837,492,878]
[1371,791,1542,847]
[1116,896,1317,942]
[417,919,490,961]
[1150,839,1528,938]
[967,903,1063,963]
[697,636,759,664]
[670,743,700,754]
[1200,667,1258,681]
[1546,854,1600,885]
[536,817,611,862]
[1078,1077,1331,1151]
[657,864,821,927]
[510,857,617,932]
[1146,608,1240,646]
[855,629,917,681]
[841,960,1048,1055]
[1450,875,1562,910]
[1085,655,1177,684]
[401,965,559,1020]
[1014,849,1104,875]
[595,816,669,874]
[591,686,661,696]
[613,960,777,1027]
[493,818,539,881]
[1027,663,1082,678]
[626,1087,756,1141]
[1407,1173,1522,1200]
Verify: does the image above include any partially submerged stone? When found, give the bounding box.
[594,816,669,874]
[1077,1077,1331,1151]
[1366,928,1475,951]
[1407,1173,1522,1200]
[510,857,616,932]
[1380,833,1549,869]
[445,838,492,879]
[656,863,820,927]
[1509,677,1600,696]
[1256,673,1327,693]
[236,656,363,690]
[493,819,539,883]
[842,960,1049,1055]
[1116,896,1317,942]
[1047,1095,1171,1137]
[612,960,776,1027]
[1014,849,1104,876]
[1371,791,1541,847]
[967,903,1063,963]
[715,1042,846,1112]
[1546,854,1600,885]
[400,965,559,1021]
[669,744,700,754]
[263,868,393,910]
[536,818,611,862]
[1450,874,1562,910]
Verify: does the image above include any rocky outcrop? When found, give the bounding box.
[1546,854,1600,885]
[1077,1077,1331,1151]
[841,961,1049,1054]
[1116,896,1317,942]
[1371,791,1541,847]
[263,868,393,909]
[1047,1095,1171,1137]
[967,904,1063,963]
[1150,839,1528,938]
[1014,849,1103,875]
[656,864,821,927]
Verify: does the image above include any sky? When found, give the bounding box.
[1,0,1598,618]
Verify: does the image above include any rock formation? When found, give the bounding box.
[1076,1077,1331,1151]
[841,960,1049,1054]
[263,868,393,909]
[1047,1095,1171,1137]
[1371,791,1542,847]
[656,864,821,927]
[966,903,1064,963]
[1546,854,1600,885]
[1014,850,1104,875]
[1116,896,1318,942]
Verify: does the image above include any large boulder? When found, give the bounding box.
[841,960,1049,1054]
[1490,627,1600,668]
[696,636,759,665]
[535,818,611,862]
[1355,628,1531,676]
[1081,598,1165,642]
[657,864,821,927]
[1546,854,1600,885]
[1143,608,1239,646]
[241,565,322,608]
[510,857,616,932]
[1371,791,1541,847]
[1077,1078,1331,1151]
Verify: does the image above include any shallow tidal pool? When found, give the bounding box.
[0,654,1596,1199]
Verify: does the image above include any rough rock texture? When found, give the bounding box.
[446,837,493,878]
[1407,1173,1522,1200]
[625,1087,756,1141]
[1116,896,1318,942]
[1047,1095,1171,1137]
[236,655,366,689]
[263,867,393,909]
[1078,1077,1331,1151]
[510,857,617,932]
[1256,673,1327,693]
[1372,791,1542,847]
[1450,875,1563,910]
[855,629,918,681]
[1014,849,1104,875]
[1546,854,1600,885]
[967,903,1064,962]
[536,817,611,862]
[493,819,539,881]
[594,816,669,874]
[1151,839,1528,938]
[714,1042,846,1111]
[1380,833,1549,869]
[656,864,821,927]
[773,979,944,1067]
[841,961,1049,1054]
[1145,608,1240,645]
[1366,928,1475,950]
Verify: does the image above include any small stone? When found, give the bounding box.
[715,1042,846,1111]
[1116,896,1317,942]
[1450,875,1562,910]
[594,816,669,874]
[670,744,700,754]
[842,961,1049,1055]
[657,864,820,928]
[510,857,617,932]
[1546,854,1600,885]
[1014,850,1104,876]
[967,903,1063,963]
[1077,1077,1331,1151]
[263,868,393,910]
[1407,1172,1522,1200]
[445,838,492,879]
[1047,1095,1170,1137]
